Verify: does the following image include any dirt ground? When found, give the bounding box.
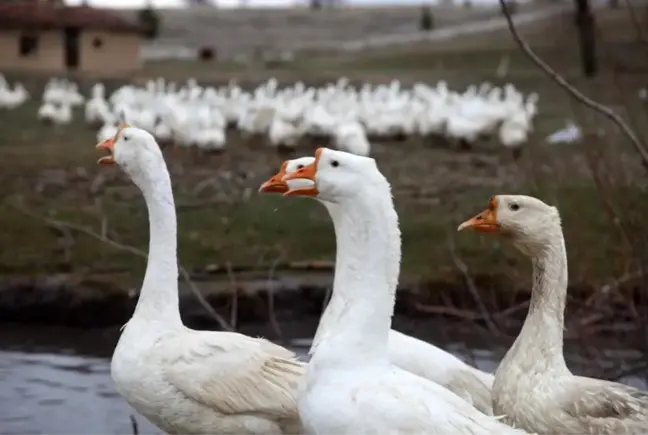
[121,2,547,60]
[1,7,647,299]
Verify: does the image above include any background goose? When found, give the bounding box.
[458,195,648,434]
[96,125,305,434]
[260,157,494,415]
[7,76,538,155]
[275,148,530,434]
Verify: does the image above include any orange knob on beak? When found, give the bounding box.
[458,197,500,232]
[259,162,289,194]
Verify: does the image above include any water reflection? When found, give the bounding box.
[0,350,152,435]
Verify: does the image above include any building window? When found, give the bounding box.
[19,34,38,57]
[92,37,103,49]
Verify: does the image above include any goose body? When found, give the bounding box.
[260,157,494,415]
[459,195,648,434]
[113,324,303,434]
[275,149,530,434]
[97,126,304,435]
[386,330,494,414]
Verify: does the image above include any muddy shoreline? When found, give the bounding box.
[0,271,508,327]
[1,270,642,333]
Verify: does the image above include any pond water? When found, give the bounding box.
[0,323,644,434]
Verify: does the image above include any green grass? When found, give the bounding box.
[1,8,647,294]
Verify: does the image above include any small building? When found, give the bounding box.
[0,2,143,75]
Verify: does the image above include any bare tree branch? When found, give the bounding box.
[498,0,648,169]
[9,201,233,332]
[446,233,499,334]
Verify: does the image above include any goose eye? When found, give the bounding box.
[509,203,520,211]
[296,164,304,169]
[330,160,339,168]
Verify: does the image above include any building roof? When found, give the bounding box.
[0,2,143,33]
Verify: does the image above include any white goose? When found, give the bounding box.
[458,195,648,434]
[275,148,530,434]
[74,77,537,153]
[259,157,493,415]
[95,125,304,435]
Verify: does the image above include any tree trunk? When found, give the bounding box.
[575,0,598,77]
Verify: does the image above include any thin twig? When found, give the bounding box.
[609,360,648,381]
[582,134,635,272]
[621,0,647,44]
[225,261,238,330]
[412,302,484,321]
[47,221,75,263]
[446,233,499,334]
[266,256,284,339]
[412,299,529,322]
[493,299,530,319]
[129,414,139,435]
[498,0,648,169]
[10,201,233,332]
[600,269,648,294]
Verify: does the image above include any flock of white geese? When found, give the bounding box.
[95,123,647,434]
[0,76,541,156]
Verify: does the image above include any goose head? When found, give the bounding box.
[281,147,384,204]
[457,194,561,255]
[96,124,165,189]
[258,157,315,194]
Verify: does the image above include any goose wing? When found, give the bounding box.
[352,378,528,434]
[162,331,305,420]
[561,377,648,429]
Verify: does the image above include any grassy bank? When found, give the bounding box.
[0,8,647,299]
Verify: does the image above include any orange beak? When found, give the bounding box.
[282,148,322,197]
[96,137,116,165]
[96,123,130,166]
[259,162,289,194]
[457,197,500,232]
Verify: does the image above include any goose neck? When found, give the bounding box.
[311,186,401,367]
[132,168,181,326]
[508,232,569,368]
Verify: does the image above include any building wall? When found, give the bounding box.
[80,30,141,75]
[0,30,64,72]
[0,29,141,75]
